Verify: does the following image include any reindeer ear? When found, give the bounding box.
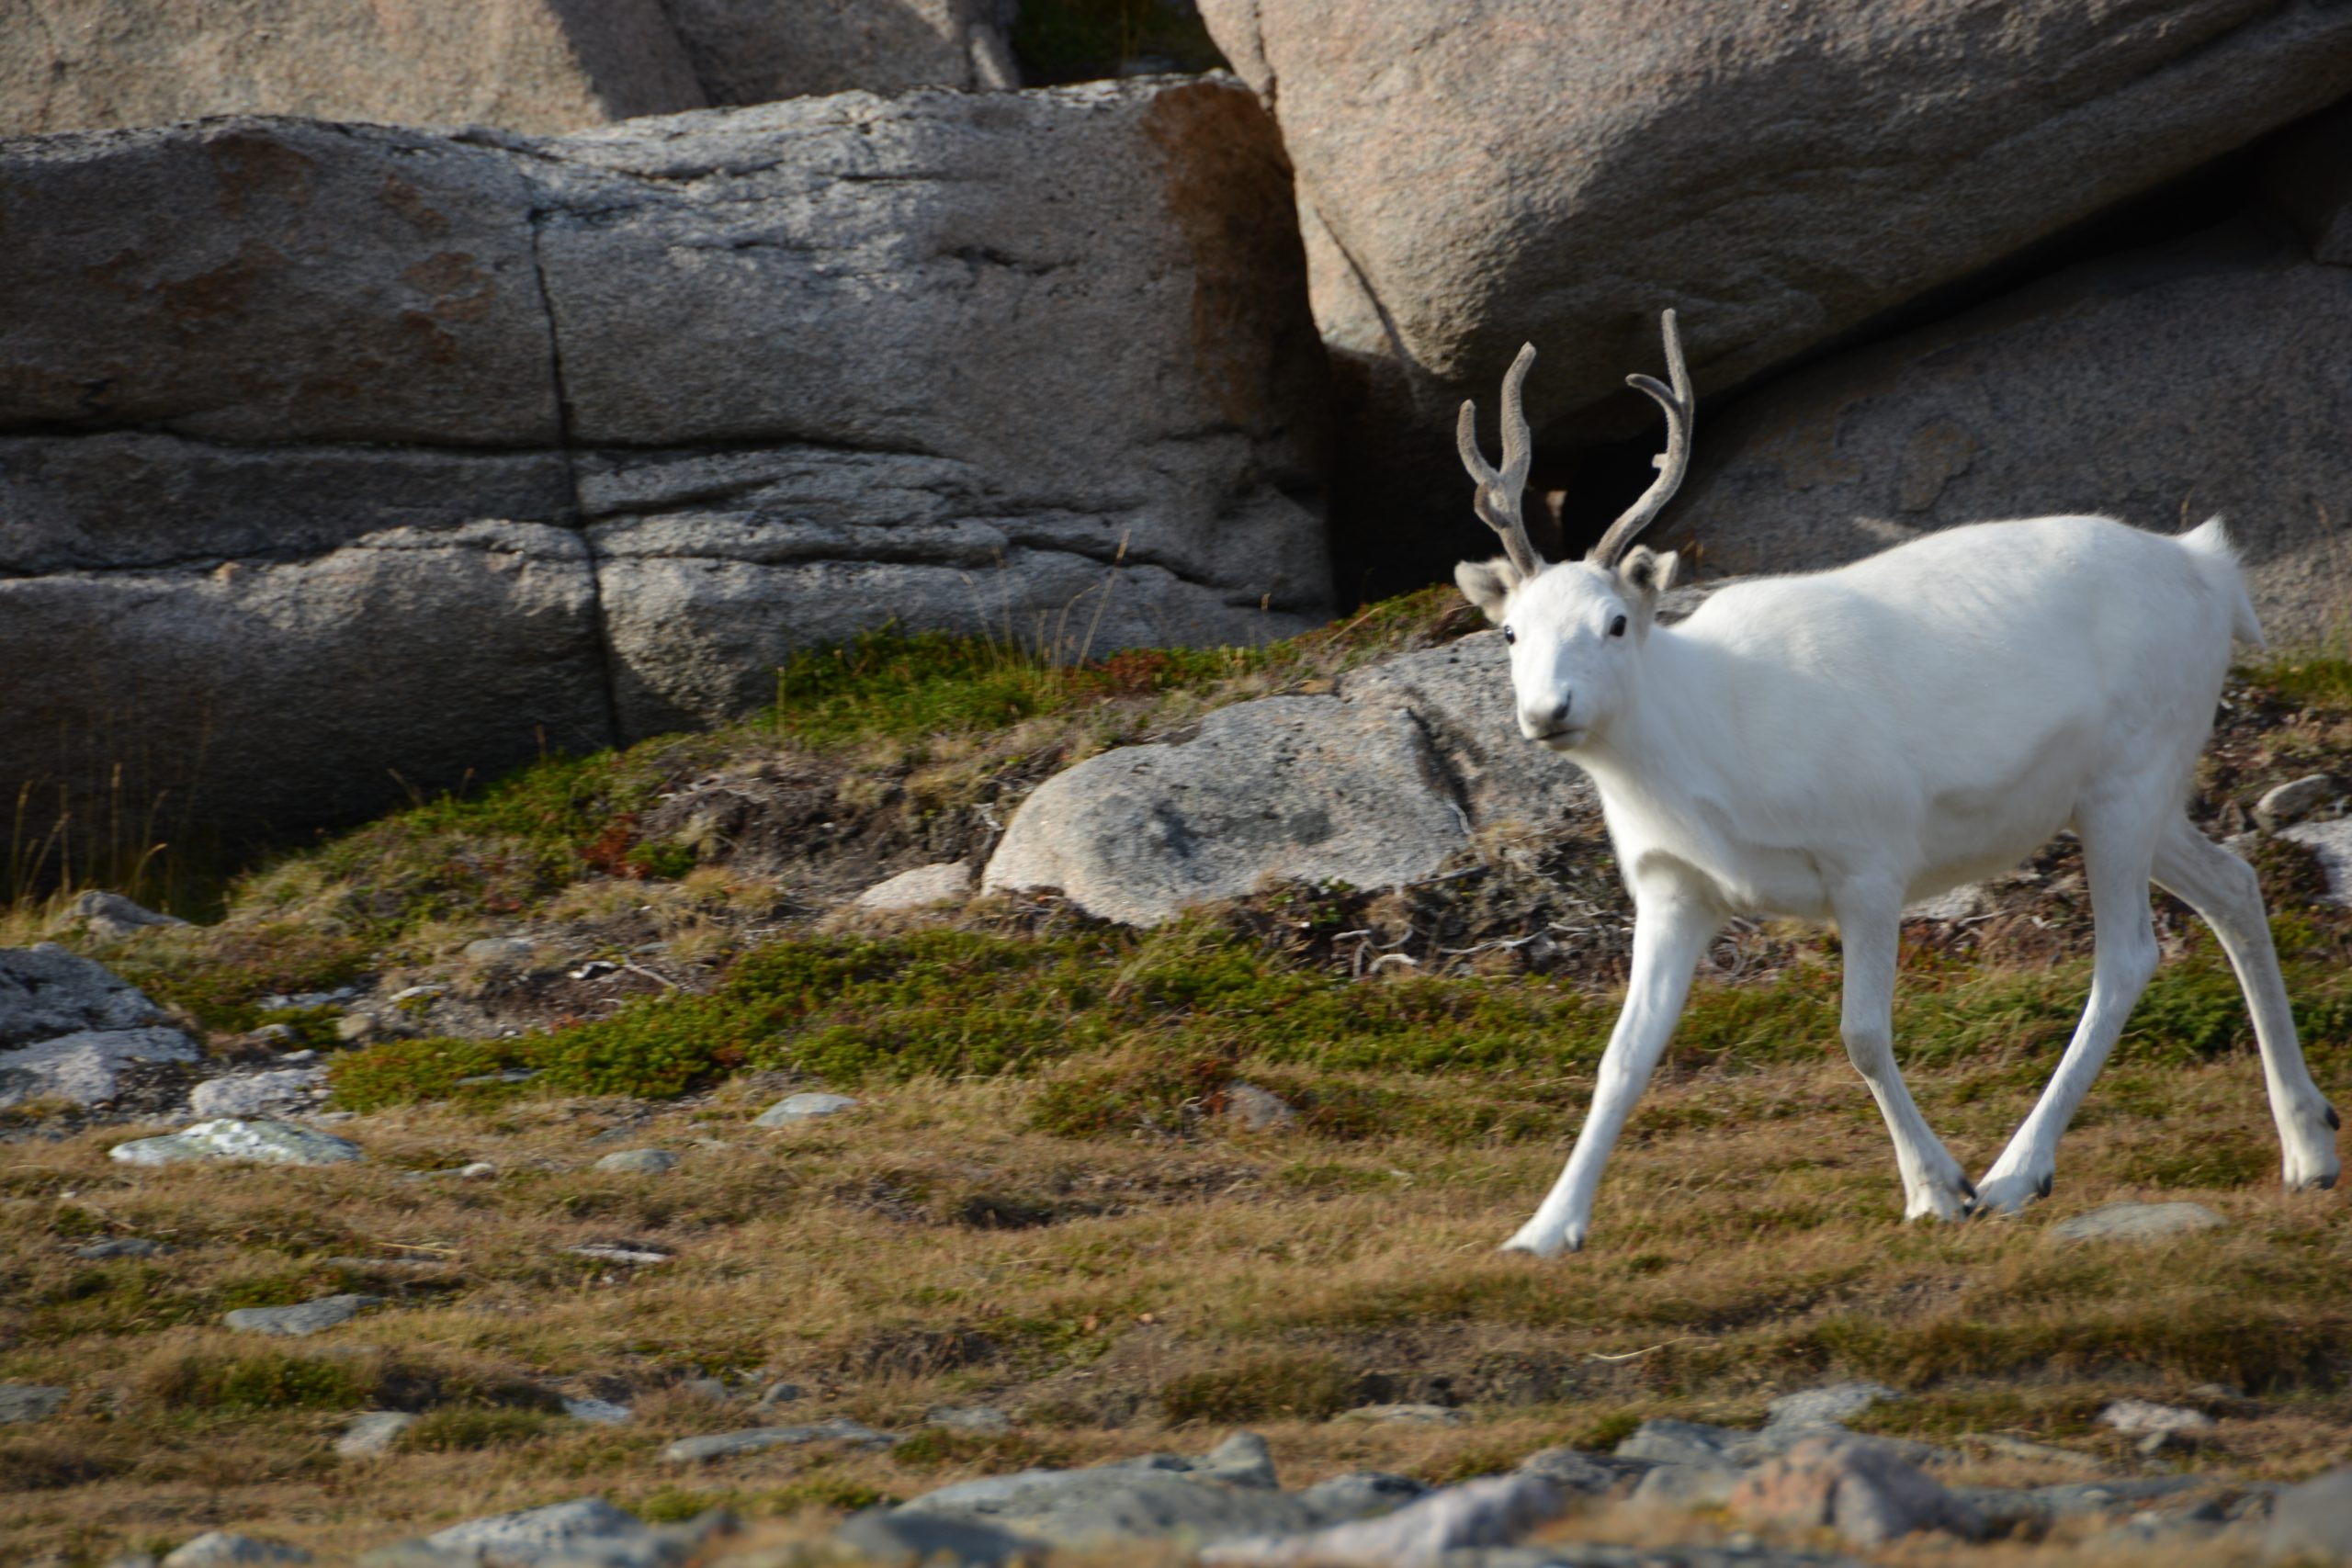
[1618,547,1679,616]
[1454,555,1521,623]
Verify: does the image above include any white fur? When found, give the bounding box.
[1469,515,2336,1255]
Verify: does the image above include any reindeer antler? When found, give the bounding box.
[1457,343,1542,578]
[1588,310,1693,570]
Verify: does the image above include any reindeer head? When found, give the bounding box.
[1453,311,1692,750]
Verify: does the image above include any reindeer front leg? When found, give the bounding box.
[1503,890,1720,1256]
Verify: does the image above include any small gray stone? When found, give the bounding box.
[2256,774,2335,832]
[2282,819,2352,908]
[563,1396,633,1426]
[160,1534,312,1567]
[1201,1473,1562,1564]
[74,1236,171,1259]
[2099,1399,2215,1436]
[594,1148,679,1174]
[189,1067,326,1119]
[1338,1403,1464,1426]
[1767,1382,1901,1430]
[111,1118,364,1168]
[567,1241,669,1265]
[2265,1467,2352,1562]
[221,1293,382,1337]
[926,1404,1012,1434]
[663,1418,897,1461]
[0,1384,69,1423]
[401,1497,655,1566]
[1905,885,1995,922]
[833,1509,1035,1568]
[1223,1083,1297,1134]
[334,1014,380,1043]
[753,1091,857,1127]
[334,1411,418,1457]
[757,1381,804,1407]
[2049,1201,2228,1243]
[1631,1462,1744,1510]
[854,863,975,911]
[678,1376,730,1403]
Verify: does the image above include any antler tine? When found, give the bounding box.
[1589,310,1694,569]
[1455,343,1543,578]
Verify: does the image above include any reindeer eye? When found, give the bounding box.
[1610,615,1628,638]
[1502,626,1516,645]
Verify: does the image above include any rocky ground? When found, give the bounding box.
[3,603,2351,1566]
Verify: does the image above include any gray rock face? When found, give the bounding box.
[2265,1467,2352,1563]
[188,1067,327,1120]
[665,0,1018,104]
[1672,223,2352,648]
[69,890,186,942]
[900,1467,1323,1550]
[754,1092,858,1127]
[392,1496,680,1567]
[0,81,1331,844]
[1198,0,2352,434]
[0,1026,199,1109]
[593,1148,680,1175]
[1766,1383,1901,1432]
[1200,1472,1562,1564]
[0,1384,69,1423]
[2256,775,2336,832]
[2049,1201,2229,1243]
[0,0,704,136]
[221,1293,383,1337]
[1727,1435,1983,1548]
[335,1411,419,1458]
[985,632,1594,925]
[1222,1083,1298,1134]
[833,1508,1035,1568]
[0,944,166,1047]
[110,1118,366,1168]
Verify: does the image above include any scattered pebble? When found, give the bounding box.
[1338,1403,1465,1426]
[753,1091,858,1126]
[334,1412,418,1458]
[663,1418,898,1461]
[110,1118,364,1168]
[0,1383,69,1423]
[221,1293,383,1337]
[159,1532,311,1566]
[2255,773,2335,831]
[74,1236,171,1259]
[593,1148,679,1174]
[2049,1201,2228,1243]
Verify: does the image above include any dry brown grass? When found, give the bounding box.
[5,1044,2346,1562]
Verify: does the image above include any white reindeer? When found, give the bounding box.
[1454,310,2340,1255]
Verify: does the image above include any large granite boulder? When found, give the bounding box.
[1198,0,2352,434]
[0,79,1331,843]
[984,631,1597,926]
[662,0,1019,104]
[1670,220,2352,647]
[0,0,706,137]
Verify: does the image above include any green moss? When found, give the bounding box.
[2245,655,2352,712]
[394,1405,558,1452]
[145,1350,374,1412]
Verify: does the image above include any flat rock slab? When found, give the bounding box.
[754,1092,857,1127]
[1767,1383,1899,1431]
[0,1384,68,1423]
[1202,1473,1563,1565]
[593,1148,680,1174]
[335,1411,419,1457]
[222,1293,383,1337]
[372,1495,686,1568]
[112,1118,364,1167]
[664,1418,897,1461]
[2049,1201,2228,1243]
[855,863,975,911]
[1340,1403,1465,1426]
[0,943,166,1047]
[0,1025,198,1108]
